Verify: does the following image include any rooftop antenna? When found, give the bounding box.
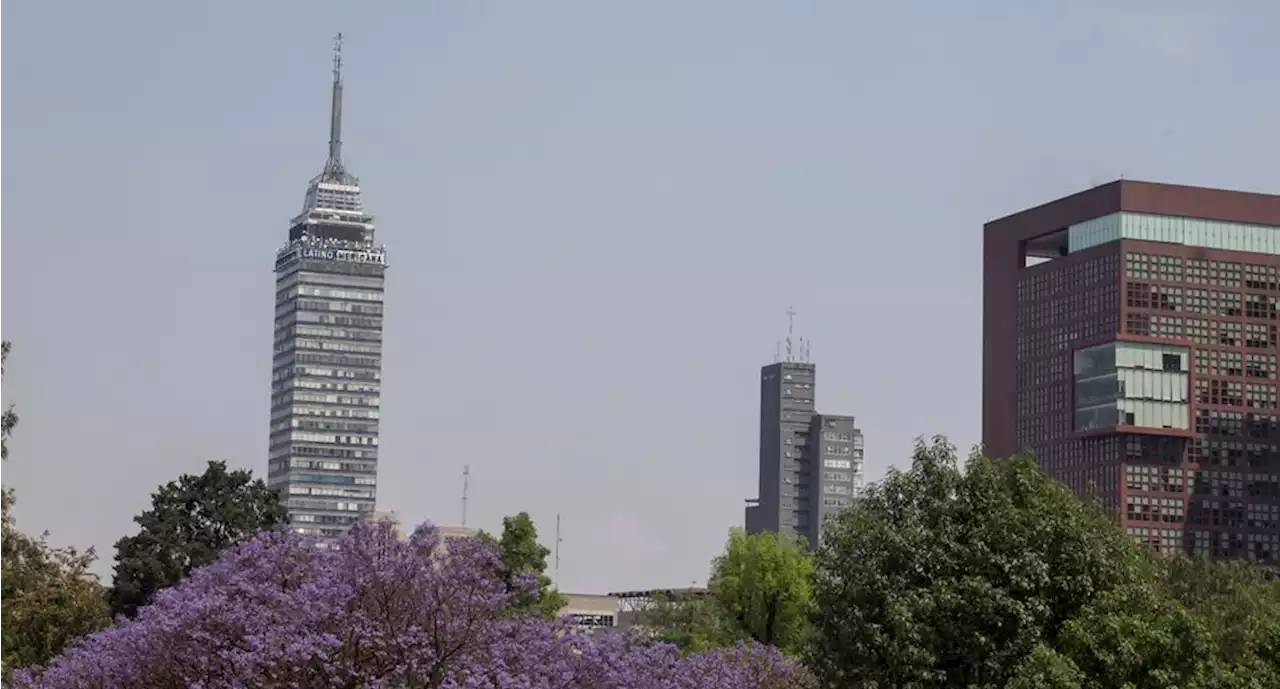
[461,465,470,527]
[785,306,797,362]
[554,513,563,590]
[324,33,346,178]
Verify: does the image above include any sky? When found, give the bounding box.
[3,0,1278,593]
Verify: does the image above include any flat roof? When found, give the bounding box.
[607,587,710,600]
[985,180,1280,243]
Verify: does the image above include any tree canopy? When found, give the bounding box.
[641,590,731,654]
[637,528,814,657]
[479,511,567,618]
[812,436,1280,689]
[2,341,17,462]
[109,460,287,618]
[709,527,814,654]
[1,341,112,672]
[11,523,813,689]
[812,437,1146,687]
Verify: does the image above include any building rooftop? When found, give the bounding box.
[986,179,1280,237]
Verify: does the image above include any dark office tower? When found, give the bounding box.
[746,344,865,547]
[982,180,1279,567]
[268,35,386,538]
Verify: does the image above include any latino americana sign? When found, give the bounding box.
[301,247,386,265]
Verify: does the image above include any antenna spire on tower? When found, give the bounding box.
[785,306,797,362]
[324,32,346,179]
[461,465,470,527]
[554,513,563,590]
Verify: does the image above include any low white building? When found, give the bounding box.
[559,593,618,631]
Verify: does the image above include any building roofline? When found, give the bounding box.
[607,587,710,599]
[985,180,1280,240]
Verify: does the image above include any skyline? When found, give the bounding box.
[4,1,1280,594]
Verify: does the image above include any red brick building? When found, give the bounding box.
[983,180,1279,565]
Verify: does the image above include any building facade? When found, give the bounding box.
[982,180,1279,566]
[559,594,619,632]
[745,360,865,547]
[268,37,387,538]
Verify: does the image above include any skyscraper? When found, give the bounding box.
[982,180,1278,566]
[745,320,865,547]
[268,35,386,537]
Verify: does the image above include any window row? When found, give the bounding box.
[1195,379,1279,410]
[286,485,375,498]
[1194,350,1278,379]
[1125,253,1280,291]
[273,391,380,407]
[1194,409,1279,439]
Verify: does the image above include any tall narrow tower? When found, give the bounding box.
[745,311,865,548]
[268,34,387,538]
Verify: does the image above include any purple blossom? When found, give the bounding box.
[8,522,811,689]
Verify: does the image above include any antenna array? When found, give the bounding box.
[775,306,812,363]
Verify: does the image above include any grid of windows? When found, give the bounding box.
[1015,250,1120,452]
[271,172,386,542]
[271,259,385,538]
[1071,249,1276,564]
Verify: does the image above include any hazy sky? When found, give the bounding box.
[3,1,1278,592]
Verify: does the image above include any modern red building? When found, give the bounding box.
[983,180,1279,565]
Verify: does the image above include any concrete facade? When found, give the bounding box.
[559,594,618,631]
[745,361,864,547]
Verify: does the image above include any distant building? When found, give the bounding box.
[745,358,865,548]
[359,512,478,547]
[437,525,480,550]
[361,510,403,538]
[558,594,618,631]
[609,587,710,630]
[268,36,387,539]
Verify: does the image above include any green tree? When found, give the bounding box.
[1006,645,1085,689]
[478,512,567,618]
[109,460,287,618]
[1,341,112,671]
[2,341,18,461]
[639,590,732,653]
[811,437,1154,689]
[708,527,814,654]
[1158,554,1280,661]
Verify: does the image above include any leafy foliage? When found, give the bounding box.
[640,591,732,654]
[2,341,18,462]
[1,508,112,673]
[709,527,814,654]
[108,460,287,618]
[478,511,567,618]
[636,529,814,656]
[811,436,1280,689]
[1,342,112,672]
[11,522,814,688]
[811,437,1157,688]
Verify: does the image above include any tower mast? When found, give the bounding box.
[461,465,470,527]
[324,33,346,179]
[785,306,796,362]
[554,513,563,590]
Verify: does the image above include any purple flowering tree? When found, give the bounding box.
[8,522,812,689]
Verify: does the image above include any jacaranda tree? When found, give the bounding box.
[10,522,812,689]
